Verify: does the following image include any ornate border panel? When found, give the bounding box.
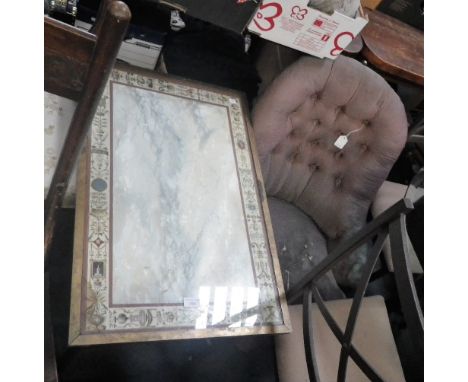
[69,66,290,345]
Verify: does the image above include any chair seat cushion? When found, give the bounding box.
[275,296,406,382]
[372,181,423,273]
[267,197,344,300]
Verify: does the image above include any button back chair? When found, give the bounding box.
[252,55,423,381]
[252,55,408,291]
[44,0,131,259]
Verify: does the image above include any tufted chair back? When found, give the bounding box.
[253,56,407,245]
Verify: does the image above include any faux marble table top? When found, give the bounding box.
[69,67,289,345]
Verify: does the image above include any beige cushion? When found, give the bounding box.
[275,296,405,381]
[372,181,423,273]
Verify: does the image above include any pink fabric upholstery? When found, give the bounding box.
[253,56,407,285]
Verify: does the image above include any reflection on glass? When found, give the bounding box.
[194,286,261,329]
[229,286,245,328]
[245,287,260,327]
[212,286,228,325]
[195,286,211,329]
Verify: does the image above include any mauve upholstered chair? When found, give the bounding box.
[252,55,407,291]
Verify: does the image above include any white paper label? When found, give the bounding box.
[247,0,368,59]
[183,297,200,308]
[334,135,348,149]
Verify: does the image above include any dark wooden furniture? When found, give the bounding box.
[343,35,364,56]
[361,8,423,86]
[44,0,131,258]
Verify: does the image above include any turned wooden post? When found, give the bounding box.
[44,1,131,259]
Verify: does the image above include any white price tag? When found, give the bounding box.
[334,135,348,149]
[183,297,200,308]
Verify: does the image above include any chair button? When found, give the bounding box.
[309,163,320,171]
[335,176,343,189]
[335,151,344,159]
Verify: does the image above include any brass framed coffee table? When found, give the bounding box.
[69,64,290,346]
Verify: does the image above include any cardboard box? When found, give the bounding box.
[247,0,368,60]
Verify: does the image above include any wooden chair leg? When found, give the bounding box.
[44,1,131,259]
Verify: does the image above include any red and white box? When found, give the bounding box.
[247,0,368,59]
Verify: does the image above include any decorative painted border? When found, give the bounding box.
[70,66,290,345]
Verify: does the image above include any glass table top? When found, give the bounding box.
[69,66,290,345]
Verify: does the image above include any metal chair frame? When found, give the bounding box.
[286,182,424,381]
